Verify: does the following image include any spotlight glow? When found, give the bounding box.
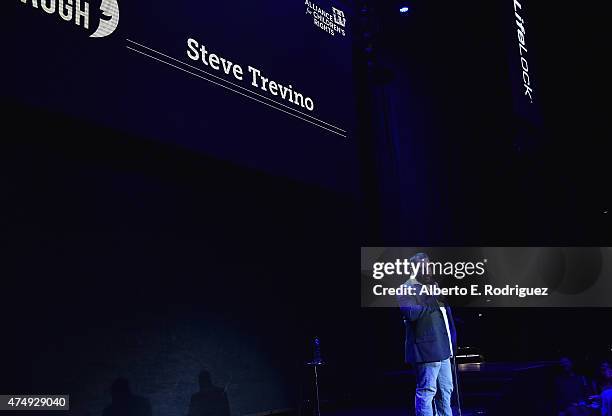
[399,6,410,13]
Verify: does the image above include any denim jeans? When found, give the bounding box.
[414,358,453,416]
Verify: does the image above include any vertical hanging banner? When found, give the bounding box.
[506,0,543,130]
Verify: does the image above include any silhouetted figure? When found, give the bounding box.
[595,362,612,416]
[595,361,612,395]
[103,378,152,416]
[555,357,591,416]
[187,370,230,416]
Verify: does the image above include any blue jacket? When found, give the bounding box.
[397,282,457,364]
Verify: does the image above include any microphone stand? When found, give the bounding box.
[306,337,324,416]
[313,365,321,416]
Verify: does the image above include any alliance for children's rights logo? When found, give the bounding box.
[19,0,120,38]
[305,0,347,37]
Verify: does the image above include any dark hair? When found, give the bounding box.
[199,370,212,388]
[410,253,429,263]
[111,378,131,395]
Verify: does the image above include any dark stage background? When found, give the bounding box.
[0,101,360,416]
[2,0,611,415]
[354,0,610,245]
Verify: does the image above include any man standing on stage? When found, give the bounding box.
[397,253,457,416]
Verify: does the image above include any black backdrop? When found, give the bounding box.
[2,0,611,415]
[0,100,360,416]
